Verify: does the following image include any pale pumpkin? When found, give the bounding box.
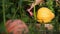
[35,24,53,30]
[37,7,55,23]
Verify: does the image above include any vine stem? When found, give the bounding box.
[2,0,8,34]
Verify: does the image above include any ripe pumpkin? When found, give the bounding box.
[37,7,55,23]
[5,19,29,34]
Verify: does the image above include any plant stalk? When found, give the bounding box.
[34,6,36,20]
[2,0,8,34]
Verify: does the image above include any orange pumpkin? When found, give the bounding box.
[37,7,55,23]
[5,19,29,34]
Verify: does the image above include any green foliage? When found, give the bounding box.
[0,0,60,34]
